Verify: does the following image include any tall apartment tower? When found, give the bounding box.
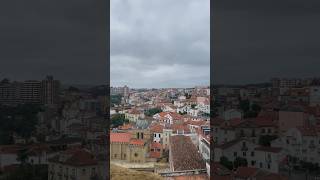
[0,80,22,105]
[20,80,41,104]
[41,75,60,105]
[123,85,129,97]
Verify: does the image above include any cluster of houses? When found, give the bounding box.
[110,86,211,179]
[0,86,108,180]
[212,78,320,179]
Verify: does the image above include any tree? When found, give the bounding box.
[258,135,278,146]
[145,108,162,116]
[17,148,29,166]
[220,156,233,170]
[111,114,128,128]
[234,157,248,168]
[111,95,122,106]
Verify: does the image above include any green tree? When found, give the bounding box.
[145,108,162,116]
[258,135,278,146]
[17,148,29,166]
[111,114,128,128]
[220,156,233,170]
[111,95,122,106]
[234,157,248,168]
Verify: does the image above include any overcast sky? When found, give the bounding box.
[111,0,210,88]
[0,0,106,85]
[214,0,320,85]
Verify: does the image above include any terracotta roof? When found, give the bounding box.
[184,120,207,126]
[212,162,232,176]
[129,139,144,146]
[150,124,164,133]
[168,112,183,120]
[255,146,282,153]
[149,151,161,159]
[172,174,209,180]
[2,164,19,173]
[151,142,162,149]
[110,132,131,143]
[48,148,97,166]
[216,139,243,149]
[297,126,318,136]
[119,123,133,130]
[0,145,22,154]
[211,118,225,126]
[171,124,191,133]
[170,135,206,171]
[234,167,258,178]
[158,112,168,118]
[129,108,141,114]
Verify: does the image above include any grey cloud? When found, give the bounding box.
[111,0,210,88]
[214,0,320,85]
[0,0,106,85]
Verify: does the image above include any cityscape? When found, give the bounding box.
[0,76,108,180]
[211,78,320,180]
[109,85,210,179]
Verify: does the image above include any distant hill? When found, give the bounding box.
[110,164,163,180]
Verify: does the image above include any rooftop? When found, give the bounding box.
[170,135,206,171]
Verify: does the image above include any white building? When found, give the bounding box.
[48,148,101,180]
[309,85,320,106]
[271,127,320,165]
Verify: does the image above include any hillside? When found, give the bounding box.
[110,164,164,180]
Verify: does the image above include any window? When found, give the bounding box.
[267,129,271,133]
[157,149,161,152]
[243,152,246,157]
[242,142,246,146]
[134,153,138,157]
[141,133,144,139]
[260,163,263,168]
[251,151,254,157]
[267,164,270,169]
[154,134,156,137]
[82,168,86,175]
[114,154,117,158]
[234,152,237,157]
[251,161,255,166]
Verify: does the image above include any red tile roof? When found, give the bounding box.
[0,145,22,154]
[49,148,98,166]
[149,151,161,159]
[297,126,318,136]
[170,135,206,171]
[129,139,144,146]
[151,142,162,149]
[110,132,131,143]
[119,123,133,130]
[255,146,282,153]
[216,139,243,149]
[234,167,258,178]
[150,124,164,133]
